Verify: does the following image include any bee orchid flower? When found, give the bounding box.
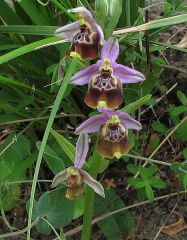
[55,7,104,60]
[75,107,142,159]
[52,134,105,200]
[71,37,145,109]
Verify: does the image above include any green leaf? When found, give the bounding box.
[0,185,21,211]
[149,176,166,189]
[36,142,64,174]
[145,184,154,203]
[127,164,139,175]
[177,91,187,106]
[94,186,135,239]
[121,94,152,113]
[128,178,146,188]
[151,121,168,134]
[50,129,75,163]
[0,0,23,25]
[36,188,74,228]
[0,134,31,182]
[139,165,158,180]
[105,0,122,38]
[95,0,108,29]
[170,106,187,116]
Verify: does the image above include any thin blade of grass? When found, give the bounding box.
[26,60,77,240]
[113,14,187,35]
[0,25,58,35]
[0,37,62,65]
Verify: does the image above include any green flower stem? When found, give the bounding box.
[27,60,77,240]
[81,148,101,240]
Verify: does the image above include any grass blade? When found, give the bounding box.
[26,60,77,240]
[0,25,58,35]
[0,37,61,65]
[113,14,187,35]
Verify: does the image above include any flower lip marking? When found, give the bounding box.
[103,115,127,143]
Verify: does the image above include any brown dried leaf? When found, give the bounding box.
[161,216,187,237]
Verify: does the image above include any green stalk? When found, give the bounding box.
[81,148,101,240]
[27,60,77,240]
[125,0,131,26]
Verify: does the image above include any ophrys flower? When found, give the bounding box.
[52,134,105,199]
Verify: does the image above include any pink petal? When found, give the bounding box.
[70,64,100,85]
[55,21,80,41]
[101,37,119,62]
[80,169,105,198]
[117,111,142,130]
[51,168,68,188]
[68,7,93,21]
[74,134,89,169]
[75,115,106,134]
[113,64,145,83]
[96,24,105,45]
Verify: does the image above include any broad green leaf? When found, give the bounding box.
[73,196,84,219]
[94,186,135,239]
[37,188,74,228]
[50,129,75,163]
[122,94,152,113]
[36,141,64,174]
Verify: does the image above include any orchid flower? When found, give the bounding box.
[52,134,105,200]
[71,37,145,109]
[55,7,104,60]
[75,107,142,159]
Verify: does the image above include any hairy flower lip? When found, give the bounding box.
[54,7,104,60]
[75,108,141,159]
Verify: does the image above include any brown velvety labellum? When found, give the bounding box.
[97,123,131,158]
[66,169,84,200]
[72,25,100,59]
[84,70,123,109]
